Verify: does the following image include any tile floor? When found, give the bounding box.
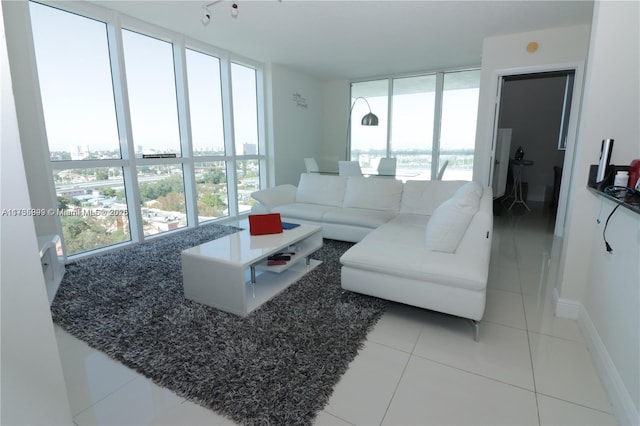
[54,202,618,425]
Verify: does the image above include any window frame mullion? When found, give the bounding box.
[106,15,143,244]
[173,36,198,228]
[431,72,444,180]
[386,78,393,157]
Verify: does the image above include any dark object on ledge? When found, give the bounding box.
[588,164,640,214]
[588,164,615,191]
[515,146,525,161]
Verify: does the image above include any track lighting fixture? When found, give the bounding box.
[201,0,239,25]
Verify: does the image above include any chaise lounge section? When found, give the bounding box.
[251,173,493,340]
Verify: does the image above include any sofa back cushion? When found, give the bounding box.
[425,182,483,253]
[251,184,297,211]
[400,180,467,215]
[343,177,404,211]
[295,173,347,207]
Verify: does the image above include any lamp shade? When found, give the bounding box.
[361,112,379,126]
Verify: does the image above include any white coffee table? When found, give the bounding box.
[181,224,322,316]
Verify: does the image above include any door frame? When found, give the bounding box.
[488,61,585,237]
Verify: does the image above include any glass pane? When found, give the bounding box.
[350,80,388,167]
[137,165,187,236]
[231,63,259,155]
[391,75,436,180]
[30,3,121,160]
[122,30,181,158]
[195,161,229,222]
[236,160,259,214]
[440,70,480,181]
[54,167,131,255]
[186,50,225,155]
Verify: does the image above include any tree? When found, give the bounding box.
[198,169,226,185]
[157,192,186,213]
[57,196,70,210]
[96,170,109,180]
[139,174,185,203]
[61,215,129,255]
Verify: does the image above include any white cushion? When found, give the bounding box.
[453,181,483,203]
[425,183,482,253]
[323,207,397,228]
[400,180,466,215]
[295,173,347,207]
[343,177,403,211]
[251,184,296,210]
[272,203,338,222]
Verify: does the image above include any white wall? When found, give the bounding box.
[268,63,324,186]
[1,5,72,424]
[320,79,350,167]
[558,2,640,423]
[474,24,592,186]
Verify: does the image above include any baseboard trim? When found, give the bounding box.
[578,305,639,426]
[553,289,639,425]
[552,288,581,319]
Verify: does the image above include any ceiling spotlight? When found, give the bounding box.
[231,2,239,18]
[201,6,211,25]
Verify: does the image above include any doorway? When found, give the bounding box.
[491,69,579,236]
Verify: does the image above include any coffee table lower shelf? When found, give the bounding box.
[181,224,323,317]
[244,259,322,314]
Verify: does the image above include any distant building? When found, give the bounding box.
[69,144,90,160]
[243,143,257,155]
[57,188,86,198]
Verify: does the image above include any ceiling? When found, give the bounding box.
[90,0,594,81]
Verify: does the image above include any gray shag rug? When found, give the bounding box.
[51,223,387,425]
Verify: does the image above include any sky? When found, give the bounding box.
[351,87,479,153]
[29,2,258,156]
[30,1,477,158]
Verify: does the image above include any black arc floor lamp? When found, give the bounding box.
[346,96,379,159]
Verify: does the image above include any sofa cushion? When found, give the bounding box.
[343,177,403,211]
[323,207,397,228]
[400,180,466,216]
[425,182,482,253]
[453,180,483,202]
[295,173,347,207]
[251,184,296,211]
[272,203,339,222]
[340,221,487,291]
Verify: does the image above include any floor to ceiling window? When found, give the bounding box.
[29,1,265,257]
[350,69,480,180]
[230,63,261,214]
[30,3,132,254]
[440,70,481,180]
[185,49,229,224]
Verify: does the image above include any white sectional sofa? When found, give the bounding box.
[251,173,493,340]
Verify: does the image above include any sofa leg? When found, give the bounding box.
[471,320,480,342]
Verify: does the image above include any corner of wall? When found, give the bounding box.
[321,79,349,161]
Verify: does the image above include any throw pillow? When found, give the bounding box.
[425,183,482,253]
